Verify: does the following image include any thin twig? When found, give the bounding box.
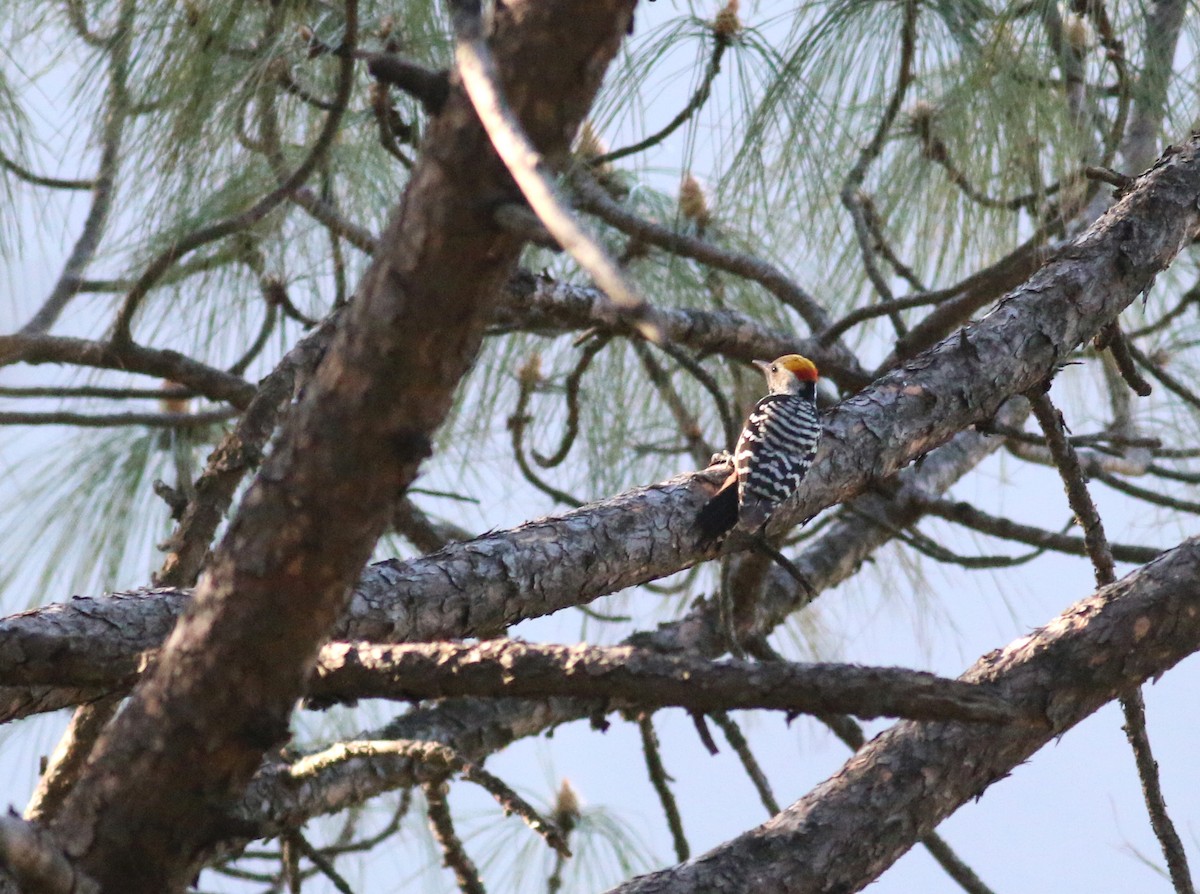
[0,332,257,406]
[1095,322,1152,396]
[291,833,357,894]
[1120,689,1195,894]
[289,186,379,253]
[1030,387,1194,894]
[631,340,714,467]
[593,29,729,165]
[656,343,739,452]
[508,367,585,507]
[1126,342,1200,411]
[637,714,689,862]
[710,711,780,816]
[818,290,952,347]
[425,781,487,894]
[289,739,568,857]
[859,193,926,291]
[0,407,237,428]
[227,301,278,377]
[1093,468,1200,515]
[450,3,661,341]
[0,149,94,190]
[22,0,134,334]
[108,0,358,344]
[915,497,1160,565]
[531,337,609,468]
[1027,389,1116,584]
[0,384,195,400]
[919,833,1002,894]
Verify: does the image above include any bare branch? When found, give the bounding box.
[24,696,122,824]
[593,27,730,165]
[0,149,94,190]
[609,537,1200,894]
[710,712,780,816]
[425,781,486,894]
[1030,387,1194,894]
[309,640,1021,724]
[451,3,660,341]
[638,714,689,862]
[0,333,256,408]
[0,407,236,428]
[1120,689,1196,894]
[155,314,338,586]
[21,0,134,334]
[915,496,1160,565]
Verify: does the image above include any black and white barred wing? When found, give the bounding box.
[734,393,821,531]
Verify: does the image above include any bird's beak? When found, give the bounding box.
[752,359,770,374]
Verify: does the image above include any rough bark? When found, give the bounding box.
[41,3,637,892]
[309,640,1020,723]
[5,123,1200,710]
[609,536,1200,894]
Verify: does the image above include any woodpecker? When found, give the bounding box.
[696,354,821,543]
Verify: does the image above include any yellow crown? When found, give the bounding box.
[775,354,818,381]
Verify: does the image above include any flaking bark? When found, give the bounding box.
[41,3,637,892]
[610,537,1200,894]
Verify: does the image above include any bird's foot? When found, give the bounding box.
[707,449,733,468]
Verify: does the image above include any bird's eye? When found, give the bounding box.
[771,365,777,372]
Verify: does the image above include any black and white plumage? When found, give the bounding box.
[696,354,821,543]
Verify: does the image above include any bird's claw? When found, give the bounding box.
[707,450,733,467]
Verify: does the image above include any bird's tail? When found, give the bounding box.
[696,480,739,546]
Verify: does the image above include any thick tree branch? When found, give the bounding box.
[43,3,636,892]
[609,537,1200,894]
[3,135,1200,727]
[307,640,1020,723]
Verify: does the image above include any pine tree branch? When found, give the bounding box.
[20,0,134,335]
[2,135,1200,730]
[107,0,357,346]
[608,537,1200,894]
[638,714,690,862]
[0,334,257,408]
[41,3,637,892]
[306,640,1019,723]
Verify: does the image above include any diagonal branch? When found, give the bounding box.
[608,537,1200,894]
[451,1,659,341]
[3,134,1200,727]
[0,334,257,408]
[20,0,134,334]
[1029,388,1194,894]
[42,4,637,893]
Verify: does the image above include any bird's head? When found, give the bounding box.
[753,354,819,395]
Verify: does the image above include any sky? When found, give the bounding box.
[1,2,1198,893]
